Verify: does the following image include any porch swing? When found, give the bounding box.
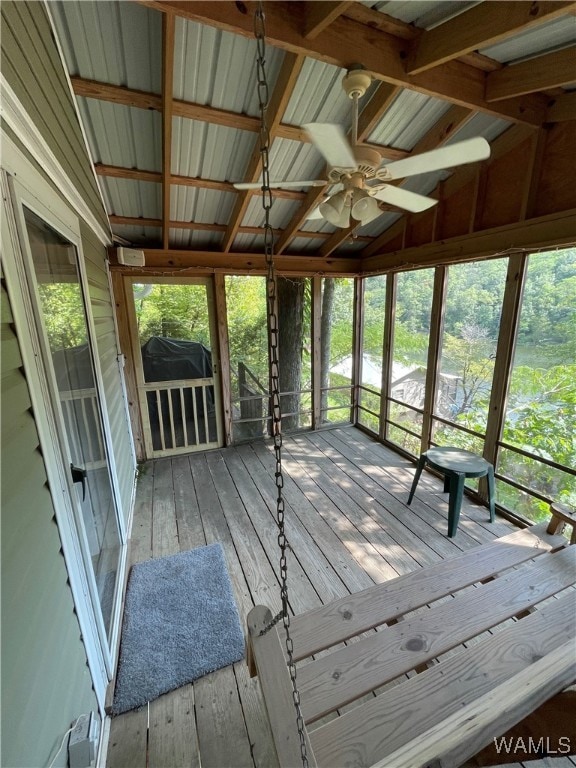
[246,6,576,767]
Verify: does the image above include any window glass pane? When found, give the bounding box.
[25,207,120,641]
[358,275,386,433]
[434,260,507,437]
[499,248,576,518]
[321,278,354,425]
[387,269,434,452]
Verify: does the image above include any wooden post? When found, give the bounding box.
[311,276,322,430]
[213,273,232,445]
[351,277,364,425]
[420,266,447,453]
[481,253,527,498]
[379,273,396,442]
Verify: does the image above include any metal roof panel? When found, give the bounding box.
[51,1,161,92]
[100,177,161,219]
[174,18,285,114]
[368,90,452,149]
[480,16,576,64]
[172,118,255,181]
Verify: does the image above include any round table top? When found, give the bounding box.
[426,446,490,475]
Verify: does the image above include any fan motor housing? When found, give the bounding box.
[327,145,382,183]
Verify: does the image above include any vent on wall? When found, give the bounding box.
[116,247,145,267]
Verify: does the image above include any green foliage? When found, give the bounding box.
[38,283,86,350]
[135,284,212,346]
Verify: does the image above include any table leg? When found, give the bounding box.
[447,472,465,538]
[487,465,495,522]
[407,454,427,505]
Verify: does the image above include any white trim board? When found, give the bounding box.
[0,74,111,248]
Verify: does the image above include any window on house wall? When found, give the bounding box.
[320,277,355,425]
[358,275,386,434]
[497,247,576,522]
[432,259,508,461]
[387,269,435,456]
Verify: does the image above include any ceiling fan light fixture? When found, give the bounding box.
[351,190,381,225]
[320,190,350,228]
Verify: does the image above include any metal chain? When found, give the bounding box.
[253,5,309,767]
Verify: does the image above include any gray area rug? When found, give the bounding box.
[112,543,245,715]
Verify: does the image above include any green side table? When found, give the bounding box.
[407,446,495,537]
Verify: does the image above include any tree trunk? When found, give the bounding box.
[277,277,305,431]
[320,278,336,421]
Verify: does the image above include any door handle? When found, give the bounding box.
[70,464,87,501]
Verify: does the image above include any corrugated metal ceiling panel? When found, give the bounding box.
[78,98,161,171]
[174,18,285,114]
[242,196,302,229]
[367,90,452,149]
[356,210,403,237]
[268,138,326,185]
[51,1,161,92]
[366,1,479,29]
[448,113,512,144]
[172,118,255,181]
[480,17,576,64]
[284,58,370,126]
[112,225,161,245]
[169,229,223,249]
[171,187,236,225]
[99,177,161,219]
[285,237,326,253]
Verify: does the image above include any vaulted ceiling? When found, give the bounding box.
[50,1,576,273]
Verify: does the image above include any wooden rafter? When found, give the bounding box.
[407,2,576,76]
[356,83,400,143]
[71,75,408,161]
[486,47,576,102]
[161,13,175,250]
[221,53,305,252]
[360,209,576,272]
[139,0,549,125]
[109,214,373,241]
[94,164,307,200]
[274,185,328,255]
[546,91,576,122]
[304,1,353,40]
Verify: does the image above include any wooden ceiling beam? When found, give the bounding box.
[407,2,576,76]
[360,209,576,272]
[129,249,361,276]
[303,1,354,40]
[95,164,308,199]
[486,47,576,102]
[356,83,401,143]
[109,214,355,240]
[139,1,548,125]
[161,13,175,250]
[72,76,407,160]
[221,53,305,252]
[546,91,576,122]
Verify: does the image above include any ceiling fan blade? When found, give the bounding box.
[372,185,438,213]
[233,179,326,190]
[303,123,357,170]
[382,137,491,180]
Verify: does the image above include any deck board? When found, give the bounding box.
[106,427,541,768]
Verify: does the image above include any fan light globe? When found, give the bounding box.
[351,190,381,225]
[320,190,350,228]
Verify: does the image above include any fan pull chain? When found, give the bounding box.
[253,4,309,767]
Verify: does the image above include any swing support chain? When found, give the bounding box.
[253,5,309,767]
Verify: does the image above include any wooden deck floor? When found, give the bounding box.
[106,426,538,768]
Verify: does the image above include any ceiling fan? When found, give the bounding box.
[234,67,491,228]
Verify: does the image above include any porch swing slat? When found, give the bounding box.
[288,521,563,661]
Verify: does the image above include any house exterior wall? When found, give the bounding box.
[1,0,109,237]
[1,276,99,768]
[1,2,135,766]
